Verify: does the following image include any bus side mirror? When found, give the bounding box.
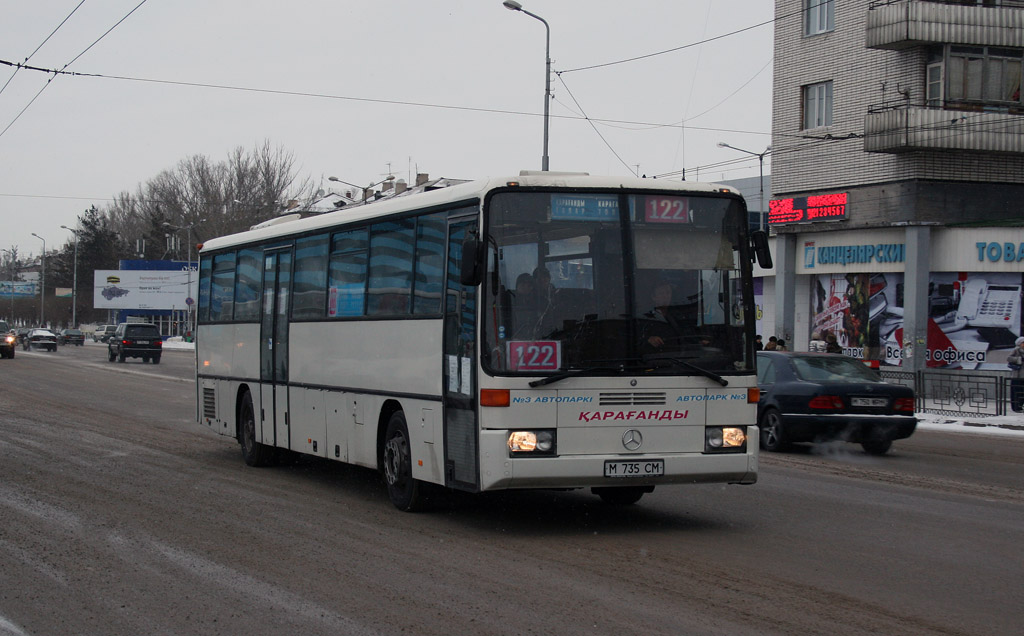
[460,237,482,286]
[751,230,773,269]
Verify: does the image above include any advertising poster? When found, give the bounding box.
[882,272,1023,370]
[93,270,195,310]
[0,281,37,298]
[809,273,874,358]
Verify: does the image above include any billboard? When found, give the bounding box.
[0,281,37,299]
[93,270,197,310]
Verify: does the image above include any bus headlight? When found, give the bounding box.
[508,430,556,456]
[705,427,747,453]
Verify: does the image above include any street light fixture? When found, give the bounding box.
[503,0,551,172]
[163,219,204,338]
[31,232,45,327]
[717,142,772,231]
[61,224,79,327]
[328,175,396,202]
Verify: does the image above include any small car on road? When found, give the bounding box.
[94,325,117,343]
[108,322,163,363]
[24,328,58,352]
[0,320,14,359]
[57,328,86,346]
[756,351,917,455]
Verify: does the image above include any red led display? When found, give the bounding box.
[769,192,847,225]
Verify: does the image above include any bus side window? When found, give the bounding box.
[210,252,236,322]
[413,212,446,315]
[328,229,368,318]
[197,255,212,323]
[368,219,415,316]
[292,234,329,320]
[233,248,262,322]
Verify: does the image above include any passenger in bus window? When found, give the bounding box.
[512,273,540,338]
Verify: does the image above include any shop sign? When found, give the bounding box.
[769,193,847,225]
[975,242,1024,263]
[803,242,905,269]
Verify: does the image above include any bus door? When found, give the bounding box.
[260,248,292,450]
[443,216,479,491]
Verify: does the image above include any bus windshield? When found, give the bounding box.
[481,190,753,376]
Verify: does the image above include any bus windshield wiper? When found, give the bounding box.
[642,353,729,386]
[528,362,645,388]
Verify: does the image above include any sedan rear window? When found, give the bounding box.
[791,356,880,382]
[125,326,159,337]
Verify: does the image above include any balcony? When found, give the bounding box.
[864,101,1024,153]
[867,0,1024,50]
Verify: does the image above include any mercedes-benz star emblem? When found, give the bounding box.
[622,429,643,451]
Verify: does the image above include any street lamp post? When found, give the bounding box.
[502,0,551,171]
[164,220,204,338]
[31,233,45,327]
[328,175,396,202]
[717,142,772,231]
[61,224,79,327]
[1,248,14,322]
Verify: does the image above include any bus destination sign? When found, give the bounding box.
[768,192,847,225]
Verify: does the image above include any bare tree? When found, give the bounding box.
[105,141,312,258]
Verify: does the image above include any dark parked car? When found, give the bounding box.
[755,351,917,455]
[24,328,58,352]
[108,322,163,363]
[57,328,85,346]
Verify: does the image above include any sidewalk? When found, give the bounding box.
[916,412,1024,438]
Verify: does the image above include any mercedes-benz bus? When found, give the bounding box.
[195,172,772,510]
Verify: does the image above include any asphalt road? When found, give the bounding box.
[1,342,1022,636]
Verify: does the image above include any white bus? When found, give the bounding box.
[195,172,772,510]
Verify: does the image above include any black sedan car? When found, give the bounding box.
[756,351,917,455]
[23,328,58,352]
[57,328,85,346]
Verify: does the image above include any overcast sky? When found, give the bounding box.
[0,0,774,258]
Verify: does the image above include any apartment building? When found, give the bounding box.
[768,0,1024,371]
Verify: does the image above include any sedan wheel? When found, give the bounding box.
[759,408,790,452]
[861,439,892,455]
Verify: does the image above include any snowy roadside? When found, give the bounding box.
[915,412,1024,438]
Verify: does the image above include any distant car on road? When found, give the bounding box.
[94,325,117,343]
[16,327,31,346]
[0,320,14,359]
[755,351,917,455]
[24,328,58,352]
[57,328,85,346]
[108,322,163,364]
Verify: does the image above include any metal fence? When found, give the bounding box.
[880,368,1020,417]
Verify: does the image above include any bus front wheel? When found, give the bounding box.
[239,391,274,467]
[383,411,427,512]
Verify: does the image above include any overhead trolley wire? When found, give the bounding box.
[0,0,86,99]
[0,0,150,142]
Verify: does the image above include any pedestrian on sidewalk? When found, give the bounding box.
[808,331,827,352]
[1008,336,1024,412]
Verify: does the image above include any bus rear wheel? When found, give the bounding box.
[239,391,274,467]
[383,411,427,512]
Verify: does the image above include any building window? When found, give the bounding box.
[805,0,834,36]
[929,45,1022,111]
[803,81,833,129]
